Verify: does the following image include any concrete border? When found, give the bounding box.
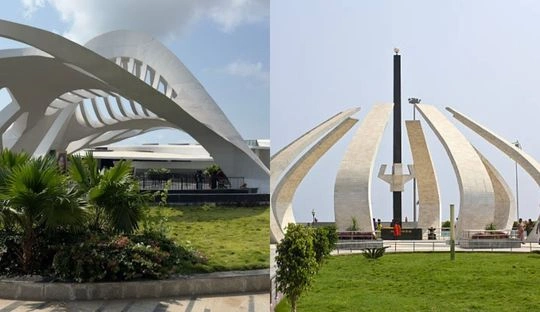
[0,269,269,301]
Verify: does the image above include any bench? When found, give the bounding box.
[338,231,376,241]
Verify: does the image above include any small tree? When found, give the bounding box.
[276,223,317,312]
[312,225,338,266]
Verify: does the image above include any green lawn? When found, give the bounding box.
[145,205,269,271]
[276,252,540,312]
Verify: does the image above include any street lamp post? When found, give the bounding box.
[408,97,421,224]
[512,140,522,220]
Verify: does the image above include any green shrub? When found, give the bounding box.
[52,231,206,282]
[0,230,21,275]
[441,220,451,228]
[0,227,88,276]
[313,226,338,265]
[146,168,172,181]
[362,247,389,260]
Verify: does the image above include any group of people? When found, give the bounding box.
[516,218,538,244]
[372,218,402,240]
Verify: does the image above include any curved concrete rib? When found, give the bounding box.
[447,107,540,186]
[416,104,495,237]
[405,120,440,231]
[475,148,516,230]
[270,107,360,190]
[334,104,393,232]
[270,118,358,243]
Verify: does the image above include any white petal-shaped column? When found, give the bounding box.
[475,148,515,230]
[271,107,360,190]
[447,107,540,186]
[415,104,495,238]
[334,103,393,232]
[270,108,360,243]
[405,120,440,231]
[271,118,358,243]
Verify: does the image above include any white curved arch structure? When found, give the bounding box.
[0,20,268,192]
[447,107,540,187]
[270,107,360,190]
[405,120,441,231]
[270,108,360,242]
[475,149,516,230]
[415,104,495,237]
[270,117,358,242]
[334,103,393,232]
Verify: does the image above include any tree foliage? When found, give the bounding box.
[276,223,318,312]
[312,225,338,266]
[0,152,84,272]
[69,153,147,234]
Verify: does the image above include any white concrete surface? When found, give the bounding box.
[334,103,393,232]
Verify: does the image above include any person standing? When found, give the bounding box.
[393,221,401,240]
[517,218,525,244]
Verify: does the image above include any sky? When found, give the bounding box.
[0,0,269,144]
[271,0,540,224]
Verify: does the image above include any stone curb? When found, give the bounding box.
[0,269,269,301]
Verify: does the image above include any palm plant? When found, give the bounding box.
[69,153,146,233]
[0,154,85,272]
[0,149,30,231]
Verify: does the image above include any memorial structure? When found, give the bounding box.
[271,50,539,241]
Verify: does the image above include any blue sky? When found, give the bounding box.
[0,0,269,143]
[271,0,540,224]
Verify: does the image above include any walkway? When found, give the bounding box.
[0,293,269,312]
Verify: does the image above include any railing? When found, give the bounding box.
[136,175,245,191]
[332,240,540,253]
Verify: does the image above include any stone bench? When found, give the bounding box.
[336,240,384,250]
[338,231,376,241]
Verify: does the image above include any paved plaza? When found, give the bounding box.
[0,293,269,312]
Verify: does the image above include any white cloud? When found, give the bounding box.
[223,60,269,83]
[20,0,268,43]
[207,0,268,33]
[21,0,46,17]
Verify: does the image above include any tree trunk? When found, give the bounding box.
[22,228,34,273]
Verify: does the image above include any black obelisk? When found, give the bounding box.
[393,50,402,224]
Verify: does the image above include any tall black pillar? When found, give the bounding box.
[393,52,402,224]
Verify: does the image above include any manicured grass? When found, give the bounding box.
[145,205,269,271]
[276,252,540,311]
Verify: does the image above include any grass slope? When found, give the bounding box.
[276,252,540,312]
[146,205,269,271]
